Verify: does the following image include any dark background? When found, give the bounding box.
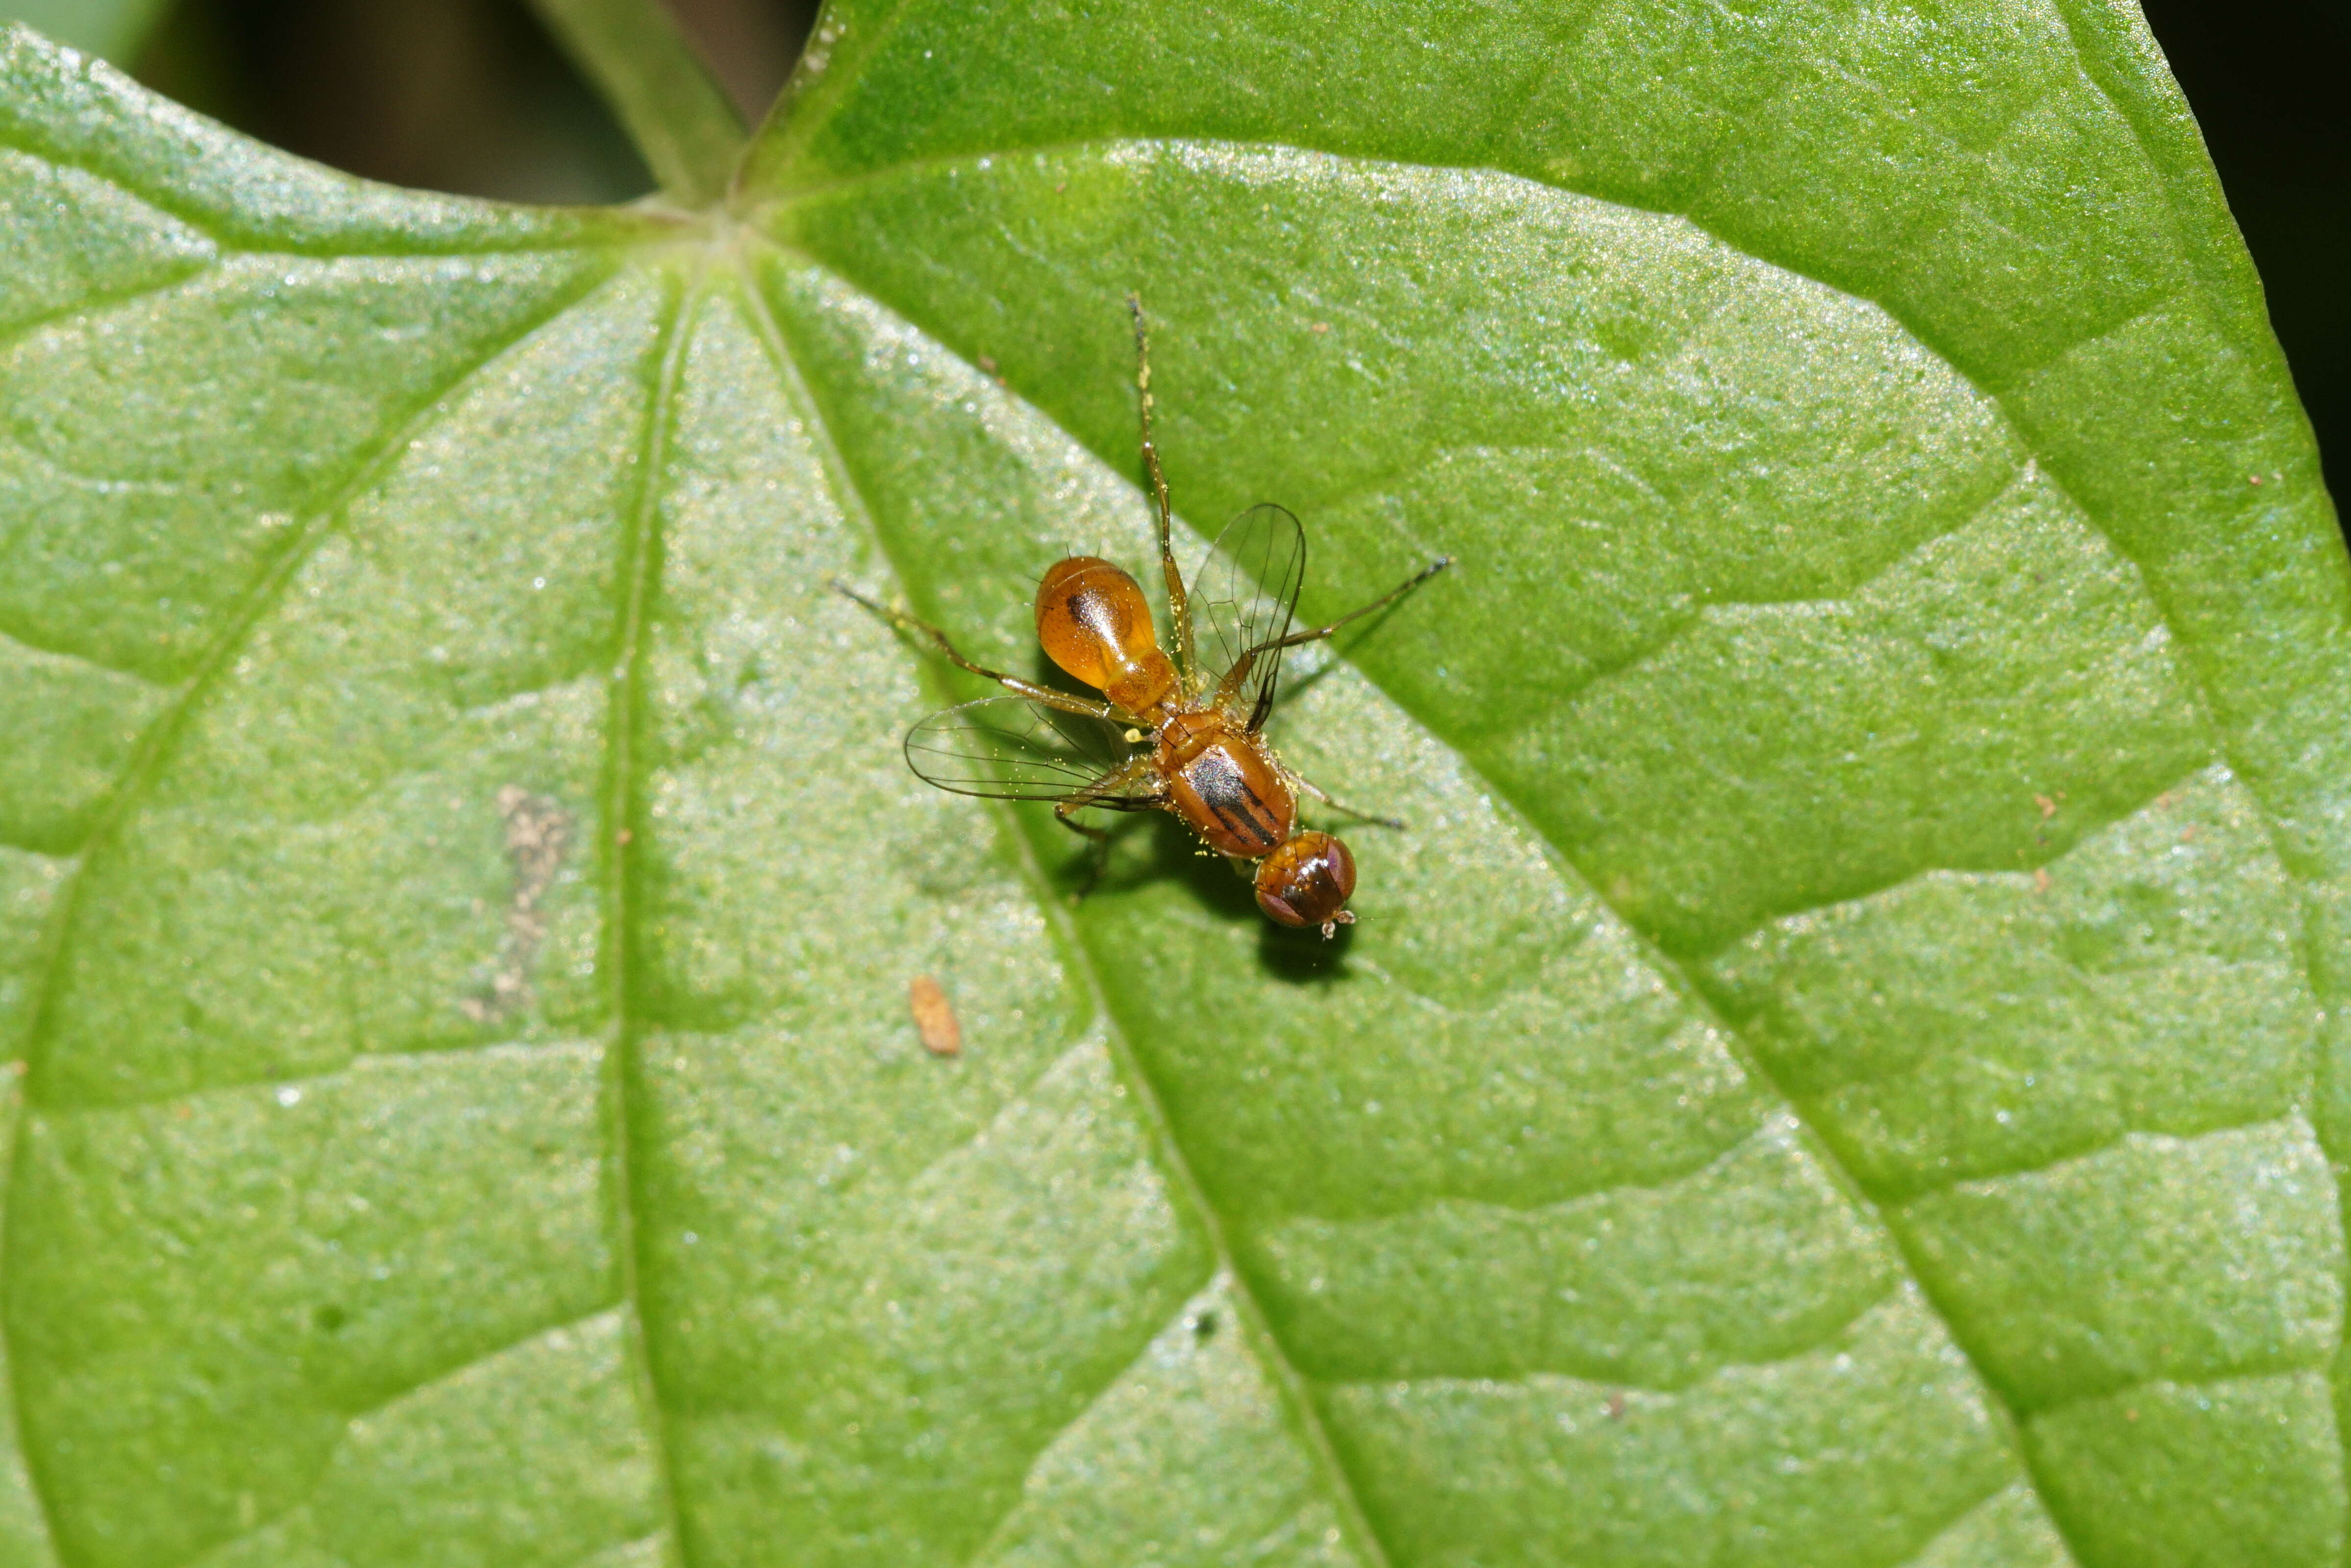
[123,0,2351,516]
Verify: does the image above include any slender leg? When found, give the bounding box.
[833,580,1121,721]
[1055,753,1163,897]
[1215,555,1453,709]
[1128,294,1197,690]
[1292,773,1405,831]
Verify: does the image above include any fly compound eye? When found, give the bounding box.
[1254,832,1358,934]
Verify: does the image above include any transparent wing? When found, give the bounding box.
[905,696,1159,807]
[1193,502,1307,731]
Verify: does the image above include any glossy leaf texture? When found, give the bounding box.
[0,2,2345,1565]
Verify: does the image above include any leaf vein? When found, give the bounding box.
[1683,758,2216,967]
[0,259,222,361]
[604,264,699,1568]
[1316,1282,1904,1396]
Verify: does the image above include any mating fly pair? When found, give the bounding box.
[838,298,1449,936]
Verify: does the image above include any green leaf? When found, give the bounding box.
[0,2,2345,1565]
[0,1,167,63]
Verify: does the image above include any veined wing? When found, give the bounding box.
[905,696,1160,807]
[1193,502,1306,732]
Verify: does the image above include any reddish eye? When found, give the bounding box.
[1254,832,1357,931]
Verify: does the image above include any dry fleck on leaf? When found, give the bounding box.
[909,975,962,1056]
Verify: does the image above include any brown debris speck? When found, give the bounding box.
[910,975,962,1057]
[2033,867,2052,894]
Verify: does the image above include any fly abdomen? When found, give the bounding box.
[1034,557,1179,718]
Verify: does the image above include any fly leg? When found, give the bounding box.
[1053,804,1114,900]
[833,581,1121,721]
[1128,294,1197,689]
[1055,753,1164,900]
[1215,556,1453,710]
[1292,773,1405,831]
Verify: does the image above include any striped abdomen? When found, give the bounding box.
[1157,711,1293,858]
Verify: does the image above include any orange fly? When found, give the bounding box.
[838,298,1449,936]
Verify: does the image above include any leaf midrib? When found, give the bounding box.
[606,259,700,1568]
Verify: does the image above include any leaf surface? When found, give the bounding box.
[0,2,166,62]
[0,6,2347,1567]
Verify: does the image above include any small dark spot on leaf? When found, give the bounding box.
[1190,1310,1217,1342]
[312,1304,347,1334]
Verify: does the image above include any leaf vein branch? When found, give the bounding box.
[146,1304,633,1568]
[16,1036,600,1119]
[0,261,220,362]
[1315,1278,1904,1396]
[0,617,174,690]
